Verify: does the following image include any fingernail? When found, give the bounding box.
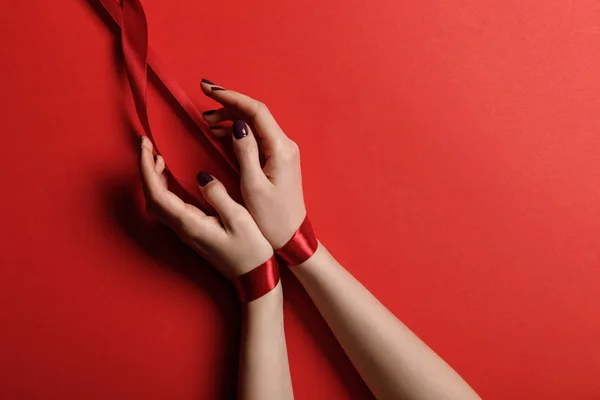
[211,87,226,91]
[196,172,214,187]
[201,78,215,85]
[202,110,217,116]
[233,120,248,139]
[153,154,158,162]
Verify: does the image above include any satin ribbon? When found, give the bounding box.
[233,256,280,303]
[275,217,318,266]
[94,0,316,298]
[97,0,237,176]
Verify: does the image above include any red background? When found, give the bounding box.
[1,0,599,399]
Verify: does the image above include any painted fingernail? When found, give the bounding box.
[201,78,215,85]
[233,120,248,139]
[202,110,217,116]
[211,86,226,91]
[153,154,158,162]
[196,172,213,187]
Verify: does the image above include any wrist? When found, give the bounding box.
[233,255,280,303]
[274,216,318,267]
[290,241,326,275]
[244,281,283,315]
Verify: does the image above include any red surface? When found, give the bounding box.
[1,0,599,398]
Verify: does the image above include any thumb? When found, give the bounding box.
[232,120,270,185]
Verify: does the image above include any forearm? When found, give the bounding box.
[292,244,480,400]
[237,281,294,400]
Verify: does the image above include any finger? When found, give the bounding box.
[140,136,161,193]
[231,120,269,185]
[154,154,165,174]
[200,79,286,153]
[153,154,167,187]
[140,138,225,244]
[208,124,232,138]
[140,136,190,224]
[202,108,235,125]
[196,172,246,229]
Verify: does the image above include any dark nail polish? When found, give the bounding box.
[202,110,217,116]
[153,154,158,162]
[196,172,213,187]
[211,86,226,91]
[233,120,248,139]
[201,78,215,85]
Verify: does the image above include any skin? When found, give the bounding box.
[198,80,482,400]
[139,137,293,400]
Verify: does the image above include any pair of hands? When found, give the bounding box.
[139,80,306,280]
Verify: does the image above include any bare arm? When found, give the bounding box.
[292,245,480,400]
[199,80,480,400]
[138,137,293,400]
[238,282,294,400]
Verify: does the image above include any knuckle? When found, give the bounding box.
[251,101,269,119]
[281,140,300,162]
[270,139,286,153]
[256,101,267,112]
[289,141,300,157]
[178,214,197,232]
[228,206,251,225]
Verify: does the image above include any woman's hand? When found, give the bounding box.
[139,136,273,279]
[200,80,307,249]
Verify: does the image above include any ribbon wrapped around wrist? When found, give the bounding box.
[233,256,280,303]
[275,217,318,267]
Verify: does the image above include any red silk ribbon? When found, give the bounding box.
[94,0,315,299]
[233,256,280,303]
[275,217,318,266]
[97,0,237,176]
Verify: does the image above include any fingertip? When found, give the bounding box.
[140,135,153,152]
[200,79,213,95]
[200,78,225,93]
[154,155,165,174]
[196,171,214,187]
[233,120,249,140]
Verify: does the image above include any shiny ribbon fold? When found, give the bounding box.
[275,217,318,266]
[233,256,280,303]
